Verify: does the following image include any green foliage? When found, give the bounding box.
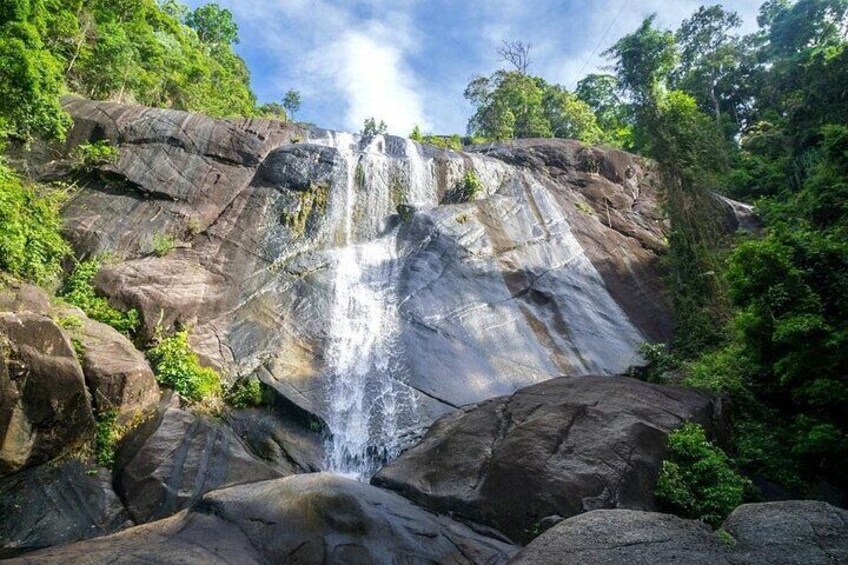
[257,102,287,121]
[148,328,221,402]
[61,259,139,337]
[152,233,176,257]
[422,134,463,151]
[56,314,83,330]
[409,124,423,142]
[576,73,634,148]
[0,162,70,284]
[0,9,71,141]
[185,3,239,45]
[37,0,256,119]
[655,423,751,527]
[93,410,119,468]
[361,117,388,137]
[73,140,119,170]
[453,170,483,203]
[282,89,301,119]
[633,342,679,384]
[604,15,678,108]
[224,377,265,409]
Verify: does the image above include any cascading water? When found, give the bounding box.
[319,132,425,480]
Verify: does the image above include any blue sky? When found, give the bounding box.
[186,1,765,135]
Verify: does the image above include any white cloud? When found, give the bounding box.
[306,25,429,134]
[189,0,768,134]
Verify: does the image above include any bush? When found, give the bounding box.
[152,233,176,257]
[73,140,119,170]
[655,422,751,527]
[148,329,222,402]
[0,163,70,284]
[224,377,265,408]
[455,170,483,203]
[61,259,139,337]
[633,342,679,384]
[93,410,119,468]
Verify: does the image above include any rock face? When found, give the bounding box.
[0,312,94,476]
[22,99,672,450]
[71,311,159,422]
[12,473,519,564]
[115,394,283,524]
[0,458,131,558]
[0,279,159,424]
[513,509,729,564]
[722,500,848,564]
[373,376,720,543]
[513,501,848,565]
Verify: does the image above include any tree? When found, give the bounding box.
[283,89,301,119]
[465,71,550,140]
[760,0,848,56]
[361,117,387,137]
[409,124,423,141]
[0,8,70,140]
[542,85,603,143]
[185,3,239,45]
[496,40,532,74]
[576,73,633,148]
[675,5,743,123]
[159,0,189,22]
[605,15,677,107]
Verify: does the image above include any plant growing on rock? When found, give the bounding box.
[148,329,222,403]
[61,259,139,338]
[73,140,119,171]
[224,377,265,408]
[0,163,70,285]
[361,117,388,137]
[93,410,120,468]
[455,170,484,203]
[655,422,751,527]
[152,233,177,257]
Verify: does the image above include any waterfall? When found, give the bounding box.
[318,132,422,480]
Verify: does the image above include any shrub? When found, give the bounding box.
[152,233,176,257]
[148,329,222,402]
[633,342,679,384]
[73,140,119,170]
[224,377,265,408]
[0,163,70,284]
[61,259,139,337]
[655,422,751,527]
[93,410,120,468]
[455,170,483,203]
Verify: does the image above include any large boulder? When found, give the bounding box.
[0,313,94,476]
[0,279,159,424]
[53,304,159,423]
[0,458,131,558]
[373,376,721,543]
[115,394,283,523]
[512,509,729,564]
[512,501,848,564]
[12,473,518,564]
[722,500,848,564]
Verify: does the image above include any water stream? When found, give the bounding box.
[319,132,424,479]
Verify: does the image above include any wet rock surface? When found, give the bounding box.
[13,473,519,564]
[512,501,848,565]
[22,99,673,437]
[374,376,721,543]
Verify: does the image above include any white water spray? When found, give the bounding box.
[319,133,422,479]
